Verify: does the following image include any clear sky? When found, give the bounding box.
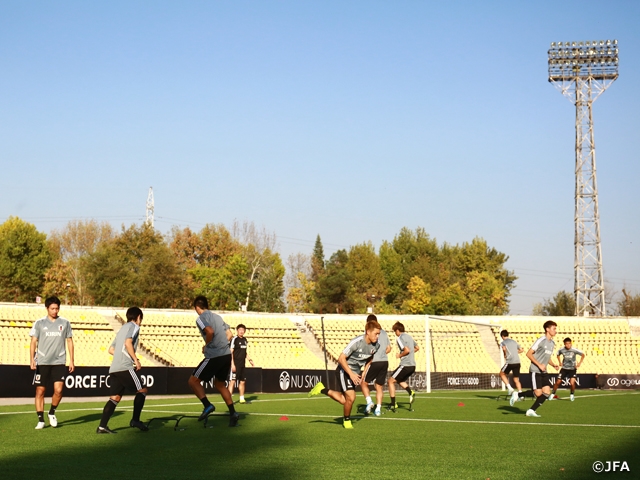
[1,1,639,314]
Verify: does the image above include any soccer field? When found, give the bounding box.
[1,390,638,479]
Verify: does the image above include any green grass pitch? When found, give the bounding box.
[1,390,638,479]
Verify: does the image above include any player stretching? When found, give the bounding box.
[550,338,585,402]
[387,322,419,411]
[29,296,74,430]
[499,330,524,396]
[308,319,381,429]
[510,320,559,417]
[188,296,239,427]
[228,323,255,404]
[361,314,391,417]
[97,307,148,434]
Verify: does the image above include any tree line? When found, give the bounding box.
[11,216,620,315]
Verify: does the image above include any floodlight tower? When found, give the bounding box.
[548,39,618,316]
[146,187,155,228]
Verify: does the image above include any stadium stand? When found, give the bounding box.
[117,311,326,369]
[2,304,638,376]
[304,315,498,373]
[495,316,640,375]
[0,305,151,367]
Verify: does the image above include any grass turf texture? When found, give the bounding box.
[1,390,638,479]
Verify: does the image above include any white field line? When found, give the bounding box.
[138,409,640,429]
[0,390,638,416]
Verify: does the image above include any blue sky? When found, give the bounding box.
[1,1,639,314]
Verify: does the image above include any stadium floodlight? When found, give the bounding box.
[548,40,619,317]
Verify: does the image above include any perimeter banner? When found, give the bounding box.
[596,374,640,389]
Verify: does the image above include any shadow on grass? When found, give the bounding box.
[1,411,300,480]
[59,411,122,427]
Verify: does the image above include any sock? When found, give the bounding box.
[240,395,245,401]
[320,388,329,395]
[365,396,373,405]
[404,386,412,394]
[200,396,212,409]
[376,403,381,409]
[531,393,549,411]
[519,390,534,398]
[49,404,58,415]
[227,402,236,415]
[37,411,44,423]
[344,415,350,422]
[390,396,396,405]
[571,388,575,394]
[552,388,557,395]
[132,392,146,422]
[100,399,118,428]
[518,390,522,393]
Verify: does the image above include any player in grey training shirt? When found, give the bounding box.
[309,319,381,429]
[551,337,585,401]
[388,321,419,411]
[187,296,240,427]
[510,320,560,417]
[29,296,74,430]
[499,330,524,395]
[362,315,391,416]
[97,307,149,433]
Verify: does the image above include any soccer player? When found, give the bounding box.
[510,320,560,417]
[499,330,524,395]
[387,321,419,411]
[29,296,74,430]
[361,314,391,417]
[308,319,381,429]
[187,296,240,427]
[97,307,148,434]
[550,337,585,402]
[228,323,255,404]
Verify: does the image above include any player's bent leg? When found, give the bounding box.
[343,390,356,429]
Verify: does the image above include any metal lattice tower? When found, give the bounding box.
[548,39,618,316]
[146,187,154,228]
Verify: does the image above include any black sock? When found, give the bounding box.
[200,396,212,408]
[390,396,396,405]
[552,388,557,395]
[571,387,575,394]
[344,415,350,421]
[100,399,118,428]
[132,393,146,422]
[49,404,58,415]
[227,402,236,415]
[519,390,534,398]
[405,386,412,394]
[531,393,548,411]
[320,388,329,395]
[37,411,44,423]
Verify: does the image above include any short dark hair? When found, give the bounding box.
[366,314,377,322]
[126,307,143,322]
[193,295,209,310]
[236,324,246,331]
[500,330,509,338]
[45,296,61,308]
[543,320,557,331]
[564,337,572,343]
[366,320,381,332]
[392,321,405,333]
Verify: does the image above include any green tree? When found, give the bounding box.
[346,242,388,312]
[401,276,431,314]
[533,291,576,316]
[310,235,325,282]
[249,250,285,312]
[314,249,355,313]
[190,254,250,310]
[48,219,114,305]
[85,223,189,308]
[0,217,52,302]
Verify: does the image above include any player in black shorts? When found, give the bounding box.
[228,324,254,404]
[97,307,148,434]
[361,315,391,416]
